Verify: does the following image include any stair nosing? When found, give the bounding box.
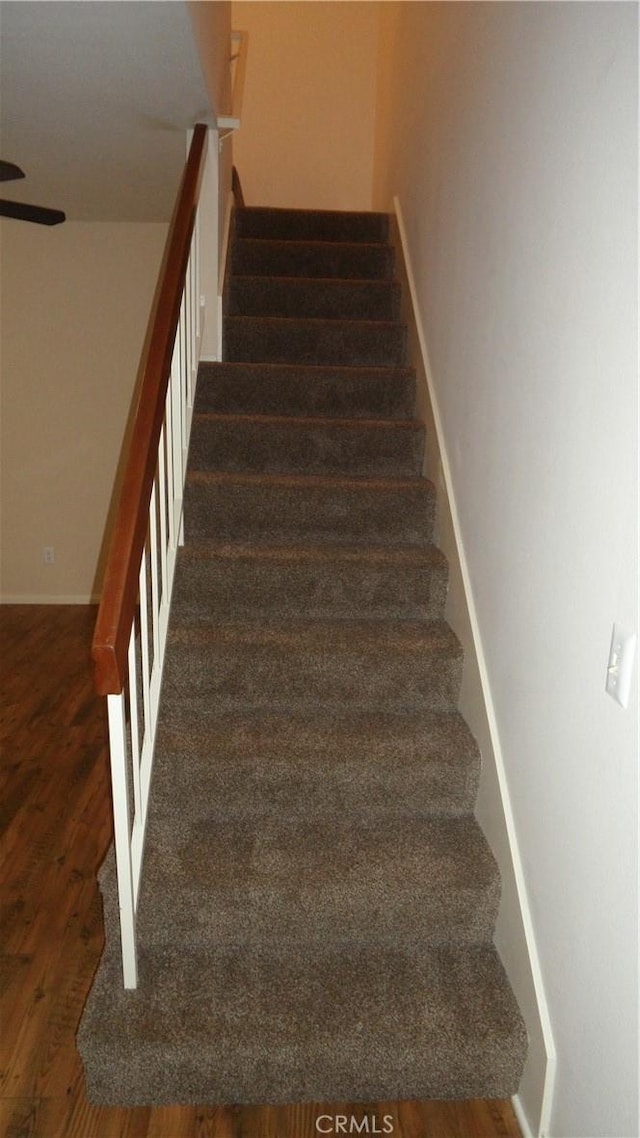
[192,411,424,431]
[168,616,462,652]
[234,237,392,251]
[229,273,400,287]
[236,206,390,218]
[186,469,430,490]
[178,539,447,563]
[155,703,478,743]
[199,361,416,377]
[224,313,406,330]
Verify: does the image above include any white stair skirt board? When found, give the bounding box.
[392,194,556,1138]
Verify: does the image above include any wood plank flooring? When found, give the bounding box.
[0,605,522,1138]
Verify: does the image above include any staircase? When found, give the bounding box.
[78,205,527,1105]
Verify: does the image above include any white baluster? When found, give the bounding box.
[149,478,160,669]
[189,242,197,404]
[158,423,169,600]
[165,382,176,551]
[138,549,151,736]
[180,294,188,457]
[127,628,142,825]
[170,343,184,545]
[107,691,138,989]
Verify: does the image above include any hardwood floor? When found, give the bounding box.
[0,605,522,1138]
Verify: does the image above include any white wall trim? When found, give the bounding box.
[393,194,557,1138]
[1,594,100,605]
[513,1093,535,1138]
[216,187,235,361]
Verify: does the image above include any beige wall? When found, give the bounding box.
[0,220,167,601]
[373,4,638,1137]
[231,1,379,210]
[188,0,232,119]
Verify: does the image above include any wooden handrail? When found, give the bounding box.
[92,125,208,696]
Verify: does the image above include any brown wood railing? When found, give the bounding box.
[92,124,208,696]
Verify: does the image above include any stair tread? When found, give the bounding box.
[228,277,401,320]
[148,708,480,822]
[185,471,435,547]
[79,940,527,1105]
[171,539,448,621]
[235,205,390,238]
[162,620,463,714]
[151,709,478,808]
[195,362,417,420]
[189,412,423,477]
[224,313,407,367]
[231,239,395,280]
[124,813,500,951]
[143,810,497,888]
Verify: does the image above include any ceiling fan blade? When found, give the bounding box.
[0,199,66,226]
[0,161,26,183]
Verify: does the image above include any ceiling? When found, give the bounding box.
[0,1,216,221]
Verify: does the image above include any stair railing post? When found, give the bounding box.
[91,126,208,989]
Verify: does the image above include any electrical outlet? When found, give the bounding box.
[605,623,637,708]
[43,546,55,564]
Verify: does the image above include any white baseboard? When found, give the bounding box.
[513,1093,535,1138]
[393,195,556,1138]
[1,594,100,605]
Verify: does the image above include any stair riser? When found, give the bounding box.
[80,940,527,1106]
[235,207,390,244]
[224,317,407,368]
[85,1054,524,1109]
[189,417,423,478]
[195,364,416,421]
[231,240,395,280]
[227,278,401,321]
[172,555,447,622]
[185,478,435,546]
[161,640,462,713]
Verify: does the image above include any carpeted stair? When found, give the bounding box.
[78,205,527,1105]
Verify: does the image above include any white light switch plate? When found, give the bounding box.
[605,623,637,708]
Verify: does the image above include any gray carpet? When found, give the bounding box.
[78,204,527,1105]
